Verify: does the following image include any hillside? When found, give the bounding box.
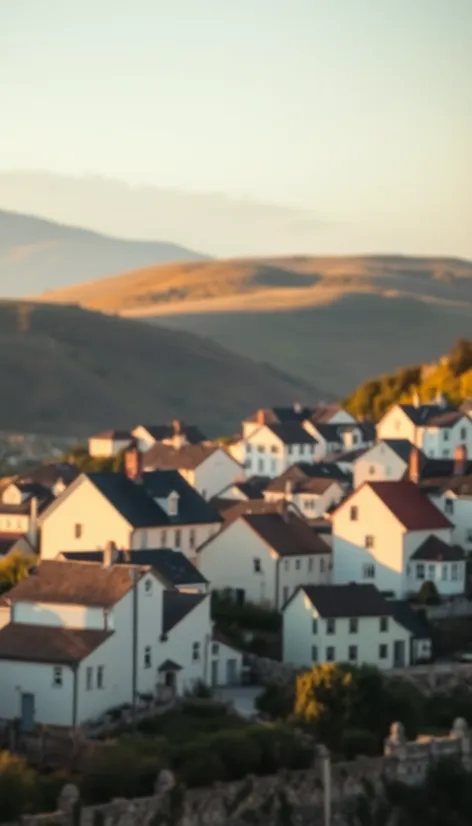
[41,255,472,396]
[345,339,472,421]
[0,301,320,436]
[0,210,208,297]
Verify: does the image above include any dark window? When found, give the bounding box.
[284,559,290,571]
[174,529,181,548]
[460,427,467,440]
[192,642,201,661]
[380,616,388,633]
[443,430,450,441]
[365,535,375,549]
[189,529,196,549]
[350,506,358,521]
[53,666,63,687]
[144,646,152,669]
[254,558,261,573]
[320,558,326,573]
[161,530,167,547]
[312,645,318,661]
[349,617,358,634]
[97,666,104,689]
[326,646,335,662]
[326,618,336,635]
[144,579,152,594]
[308,558,314,572]
[445,498,454,515]
[416,563,425,580]
[312,618,318,634]
[295,559,301,570]
[74,523,82,539]
[288,445,293,455]
[348,645,358,662]
[379,644,388,660]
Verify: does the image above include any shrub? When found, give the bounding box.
[0,751,36,822]
[211,592,281,633]
[418,580,440,606]
[80,745,163,803]
[172,741,226,787]
[184,679,212,699]
[255,684,294,720]
[210,730,263,780]
[247,725,313,773]
[340,729,380,760]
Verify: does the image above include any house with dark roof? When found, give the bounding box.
[376,397,472,459]
[282,583,414,670]
[242,403,354,439]
[132,421,207,452]
[198,508,332,609]
[230,419,319,480]
[353,439,418,488]
[332,480,460,598]
[263,463,347,519]
[39,460,222,562]
[143,442,243,501]
[215,475,270,503]
[0,479,55,552]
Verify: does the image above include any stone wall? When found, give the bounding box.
[13,720,472,826]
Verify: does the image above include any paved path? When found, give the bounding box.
[215,686,263,718]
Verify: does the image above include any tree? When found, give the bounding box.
[418,580,440,606]
[0,550,37,595]
[294,663,353,744]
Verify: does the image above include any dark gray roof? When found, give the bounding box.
[310,423,343,443]
[158,659,182,672]
[399,403,460,427]
[137,424,207,444]
[232,476,271,499]
[0,535,32,558]
[265,462,348,494]
[88,473,167,528]
[143,471,222,526]
[61,548,207,587]
[410,535,465,562]
[19,462,80,490]
[382,440,416,463]
[265,423,317,445]
[162,591,207,634]
[293,584,391,618]
[389,601,432,640]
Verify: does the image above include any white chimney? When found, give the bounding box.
[28,496,38,552]
[103,540,118,568]
[285,480,293,501]
[412,390,421,408]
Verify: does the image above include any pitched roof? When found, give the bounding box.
[242,511,331,557]
[158,658,182,672]
[389,601,432,639]
[410,535,465,562]
[18,462,80,490]
[7,560,147,607]
[264,423,317,446]
[87,473,167,528]
[294,583,391,618]
[381,440,417,463]
[265,463,346,495]
[162,591,207,634]
[367,481,453,530]
[143,443,220,472]
[0,623,112,664]
[231,476,271,500]
[0,534,33,558]
[212,498,293,522]
[136,424,206,444]
[60,549,207,587]
[142,470,222,526]
[398,403,460,427]
[309,404,345,424]
[310,423,343,443]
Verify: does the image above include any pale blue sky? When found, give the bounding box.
[1,0,471,257]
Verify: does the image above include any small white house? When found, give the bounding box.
[353,440,415,489]
[264,463,347,519]
[282,583,412,670]
[332,479,456,598]
[198,508,332,609]
[235,421,318,479]
[376,400,472,459]
[132,422,207,453]
[406,535,465,597]
[88,430,132,458]
[143,443,244,501]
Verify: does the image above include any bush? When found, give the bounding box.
[211,592,281,633]
[171,741,226,787]
[184,679,212,699]
[80,745,163,804]
[418,580,440,606]
[247,726,313,773]
[340,729,380,760]
[255,684,294,720]
[210,730,262,780]
[0,751,36,822]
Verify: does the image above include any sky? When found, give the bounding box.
[1,0,471,257]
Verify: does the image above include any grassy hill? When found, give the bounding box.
[344,339,472,420]
[0,210,208,297]
[0,301,320,436]
[41,254,472,395]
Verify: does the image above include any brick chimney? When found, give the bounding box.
[28,496,39,552]
[454,443,467,476]
[103,540,118,568]
[409,446,423,484]
[257,409,267,426]
[172,419,187,450]
[124,445,143,483]
[285,480,293,500]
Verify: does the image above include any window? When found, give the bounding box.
[326,618,336,635]
[257,445,265,453]
[53,666,63,687]
[300,445,304,455]
[442,564,448,580]
[144,646,152,669]
[271,445,278,454]
[369,465,375,475]
[365,535,375,549]
[161,530,167,547]
[74,523,82,539]
[283,585,289,604]
[310,445,315,455]
[258,459,264,473]
[308,558,314,572]
[460,427,467,440]
[428,564,435,580]
[284,559,290,571]
[379,644,388,660]
[254,558,261,573]
[348,645,358,662]
[287,445,293,455]
[312,645,318,661]
[466,530,472,543]
[174,529,181,548]
[416,563,425,580]
[350,506,358,521]
[312,618,318,634]
[144,578,152,594]
[362,563,375,580]
[295,559,301,570]
[246,443,252,453]
[443,430,450,442]
[189,529,196,550]
[192,642,201,661]
[97,666,104,689]
[379,616,388,633]
[320,558,325,574]
[86,667,93,691]
[168,494,179,516]
[445,498,454,515]
[349,618,358,634]
[452,563,458,581]
[326,646,335,662]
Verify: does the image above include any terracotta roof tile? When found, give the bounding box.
[0,623,112,664]
[368,481,452,531]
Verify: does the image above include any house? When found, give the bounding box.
[131,421,207,453]
[416,445,472,552]
[88,430,133,458]
[332,477,459,598]
[282,583,412,670]
[263,463,347,519]
[197,507,332,609]
[406,536,465,598]
[388,601,433,664]
[0,480,53,551]
[241,403,354,441]
[233,418,318,479]
[143,442,243,500]
[215,476,270,502]
[304,421,375,461]
[39,448,222,562]
[0,534,35,559]
[59,548,209,594]
[353,440,415,488]
[376,398,472,459]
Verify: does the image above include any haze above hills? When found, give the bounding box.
[0,209,208,296]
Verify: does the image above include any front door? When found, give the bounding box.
[226,659,237,685]
[20,693,35,733]
[164,670,176,688]
[211,660,218,687]
[394,640,405,668]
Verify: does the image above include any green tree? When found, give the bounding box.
[0,550,37,595]
[418,580,440,606]
[294,663,353,744]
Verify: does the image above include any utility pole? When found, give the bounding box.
[317,744,331,826]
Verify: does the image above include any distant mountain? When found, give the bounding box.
[42,253,472,396]
[0,210,208,296]
[0,301,322,436]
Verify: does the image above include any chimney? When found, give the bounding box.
[454,443,467,476]
[293,400,302,414]
[103,540,118,568]
[412,390,421,408]
[124,445,143,483]
[409,446,423,484]
[257,409,266,426]
[172,419,187,450]
[285,480,293,500]
[28,496,38,552]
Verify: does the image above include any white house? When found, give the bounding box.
[215,476,270,502]
[353,440,414,488]
[263,463,347,519]
[233,420,318,479]
[88,430,133,458]
[143,442,244,501]
[197,507,332,609]
[282,584,413,670]
[241,403,354,441]
[39,449,222,562]
[304,421,374,460]
[418,445,472,553]
[376,399,472,459]
[131,422,207,453]
[0,480,54,551]
[332,479,459,598]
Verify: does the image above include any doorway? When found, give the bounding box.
[394,640,406,668]
[226,659,237,685]
[20,693,35,733]
[211,660,219,687]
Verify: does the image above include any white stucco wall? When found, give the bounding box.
[283,589,411,670]
[244,426,316,478]
[428,491,472,553]
[210,639,243,687]
[40,477,132,560]
[12,602,105,630]
[194,451,244,500]
[0,514,30,534]
[0,660,76,727]
[353,443,408,489]
[376,407,417,445]
[89,438,131,458]
[133,522,219,559]
[278,553,332,607]
[158,596,212,692]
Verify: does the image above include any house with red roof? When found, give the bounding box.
[332,480,465,598]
